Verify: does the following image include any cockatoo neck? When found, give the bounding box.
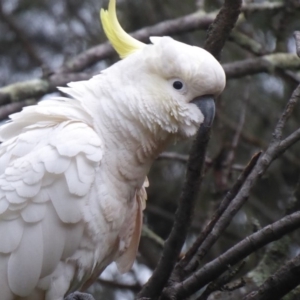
[81,75,174,186]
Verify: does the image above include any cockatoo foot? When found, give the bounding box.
[65,292,95,300]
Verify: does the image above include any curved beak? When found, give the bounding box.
[191,95,215,128]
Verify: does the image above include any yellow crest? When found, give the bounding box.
[100,0,145,59]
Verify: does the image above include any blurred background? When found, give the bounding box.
[1,0,300,299]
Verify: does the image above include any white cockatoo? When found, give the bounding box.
[0,0,225,299]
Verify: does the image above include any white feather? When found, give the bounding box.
[39,203,66,278]
[8,222,43,297]
[21,202,46,223]
[0,218,24,253]
[46,176,83,223]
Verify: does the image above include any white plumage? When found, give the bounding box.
[0,92,149,299]
[0,1,226,299]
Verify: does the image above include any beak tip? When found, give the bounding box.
[191,95,215,128]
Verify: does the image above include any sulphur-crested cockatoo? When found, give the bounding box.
[0,0,225,299]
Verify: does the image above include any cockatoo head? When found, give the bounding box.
[100,0,225,139]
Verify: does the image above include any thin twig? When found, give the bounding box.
[197,262,245,300]
[294,31,300,57]
[174,151,261,277]
[222,97,247,185]
[142,225,164,248]
[273,84,300,141]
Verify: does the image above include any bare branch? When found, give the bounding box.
[0,73,90,106]
[243,254,300,300]
[204,0,242,59]
[1,53,300,106]
[174,151,261,277]
[273,84,300,140]
[224,53,300,79]
[142,225,164,249]
[222,98,248,185]
[164,211,300,299]
[197,262,245,300]
[229,29,266,56]
[241,2,283,12]
[0,99,36,121]
[294,31,300,57]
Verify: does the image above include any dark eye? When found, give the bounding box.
[173,80,183,90]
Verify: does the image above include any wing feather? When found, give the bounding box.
[0,218,24,253]
[0,254,14,300]
[115,179,148,273]
[47,176,83,223]
[21,202,46,223]
[0,117,103,297]
[8,222,43,297]
[39,203,66,278]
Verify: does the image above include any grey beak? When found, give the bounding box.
[191,95,215,128]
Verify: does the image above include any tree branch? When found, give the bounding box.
[204,0,241,58]
[0,73,90,106]
[174,151,261,277]
[0,99,36,120]
[224,53,300,79]
[163,211,300,299]
[243,254,300,300]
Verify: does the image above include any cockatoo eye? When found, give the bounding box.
[173,80,184,90]
[170,79,187,94]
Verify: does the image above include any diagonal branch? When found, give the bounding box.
[173,151,261,278]
[0,73,90,107]
[243,254,300,300]
[163,211,300,299]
